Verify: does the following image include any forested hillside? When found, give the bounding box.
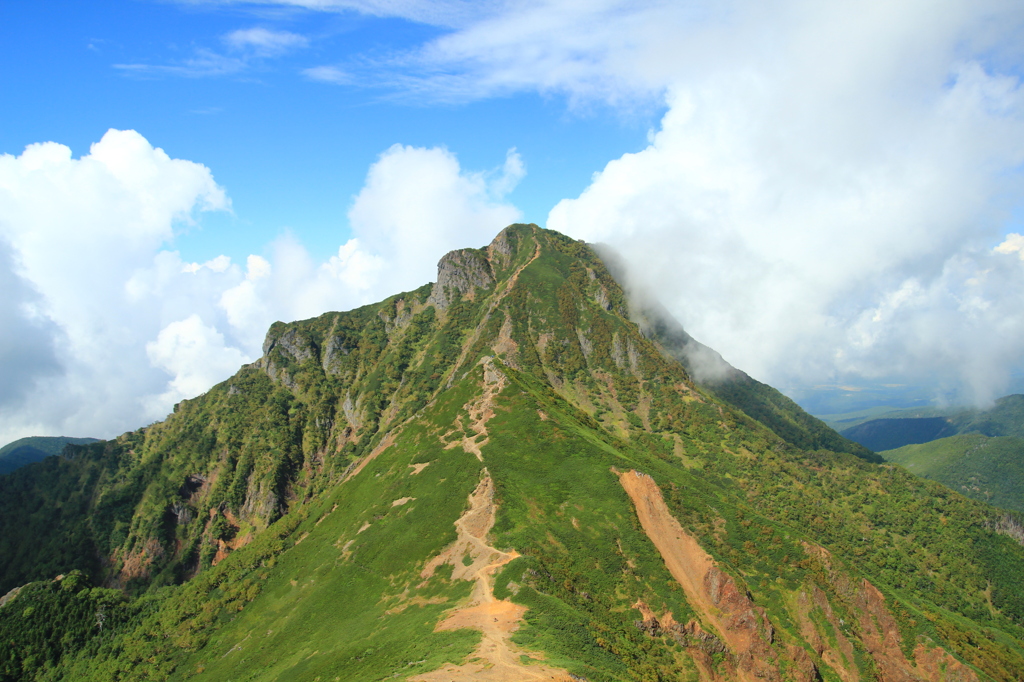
[2,225,1023,681]
[884,434,1024,513]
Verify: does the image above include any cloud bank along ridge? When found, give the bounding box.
[282,0,1024,402]
[0,130,522,443]
[532,0,1024,405]
[6,0,1024,440]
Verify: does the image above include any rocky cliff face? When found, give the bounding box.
[2,224,1023,682]
[428,247,495,309]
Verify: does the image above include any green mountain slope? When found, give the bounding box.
[883,434,1024,513]
[635,302,882,464]
[842,396,1024,517]
[0,436,99,475]
[2,225,1024,682]
[953,394,1024,438]
[841,394,1024,452]
[841,417,951,452]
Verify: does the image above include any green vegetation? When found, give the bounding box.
[884,433,1024,512]
[842,416,950,452]
[0,571,135,682]
[1,224,1023,681]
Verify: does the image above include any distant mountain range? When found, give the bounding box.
[832,395,1024,513]
[0,436,99,475]
[836,394,1024,451]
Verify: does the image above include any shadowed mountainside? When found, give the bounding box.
[842,394,1024,452]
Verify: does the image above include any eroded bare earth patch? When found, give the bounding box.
[618,469,792,682]
[440,358,507,462]
[412,471,571,682]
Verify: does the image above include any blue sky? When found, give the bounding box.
[1,0,656,263]
[3,0,1024,442]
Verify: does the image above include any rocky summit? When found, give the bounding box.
[1,224,1024,681]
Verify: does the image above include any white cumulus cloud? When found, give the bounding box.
[0,130,234,443]
[538,0,1024,405]
[346,143,523,293]
[145,315,249,417]
[0,130,523,443]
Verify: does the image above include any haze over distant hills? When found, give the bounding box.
[1,226,1023,681]
[833,396,1024,515]
[839,394,1024,453]
[0,436,99,476]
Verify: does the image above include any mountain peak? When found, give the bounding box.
[2,224,1022,681]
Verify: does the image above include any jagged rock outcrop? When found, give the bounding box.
[321,334,350,374]
[6,224,1022,682]
[994,513,1024,546]
[0,585,23,610]
[263,326,317,364]
[428,248,494,309]
[259,325,319,389]
[378,299,415,332]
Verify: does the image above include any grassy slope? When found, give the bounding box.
[953,395,1024,438]
[170,385,486,682]
[156,361,1024,681]
[3,225,1024,681]
[47,379,485,682]
[883,434,1024,513]
[168,227,1024,680]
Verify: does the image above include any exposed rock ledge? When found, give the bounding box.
[429,248,494,310]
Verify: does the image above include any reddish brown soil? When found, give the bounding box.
[413,471,571,682]
[344,430,397,482]
[799,542,979,682]
[618,469,812,682]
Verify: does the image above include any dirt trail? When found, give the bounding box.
[442,358,507,461]
[445,234,541,387]
[413,471,571,682]
[617,469,788,682]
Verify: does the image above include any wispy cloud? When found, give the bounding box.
[200,0,491,29]
[115,26,308,78]
[302,64,352,84]
[224,27,308,56]
[115,48,249,78]
[293,2,692,105]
